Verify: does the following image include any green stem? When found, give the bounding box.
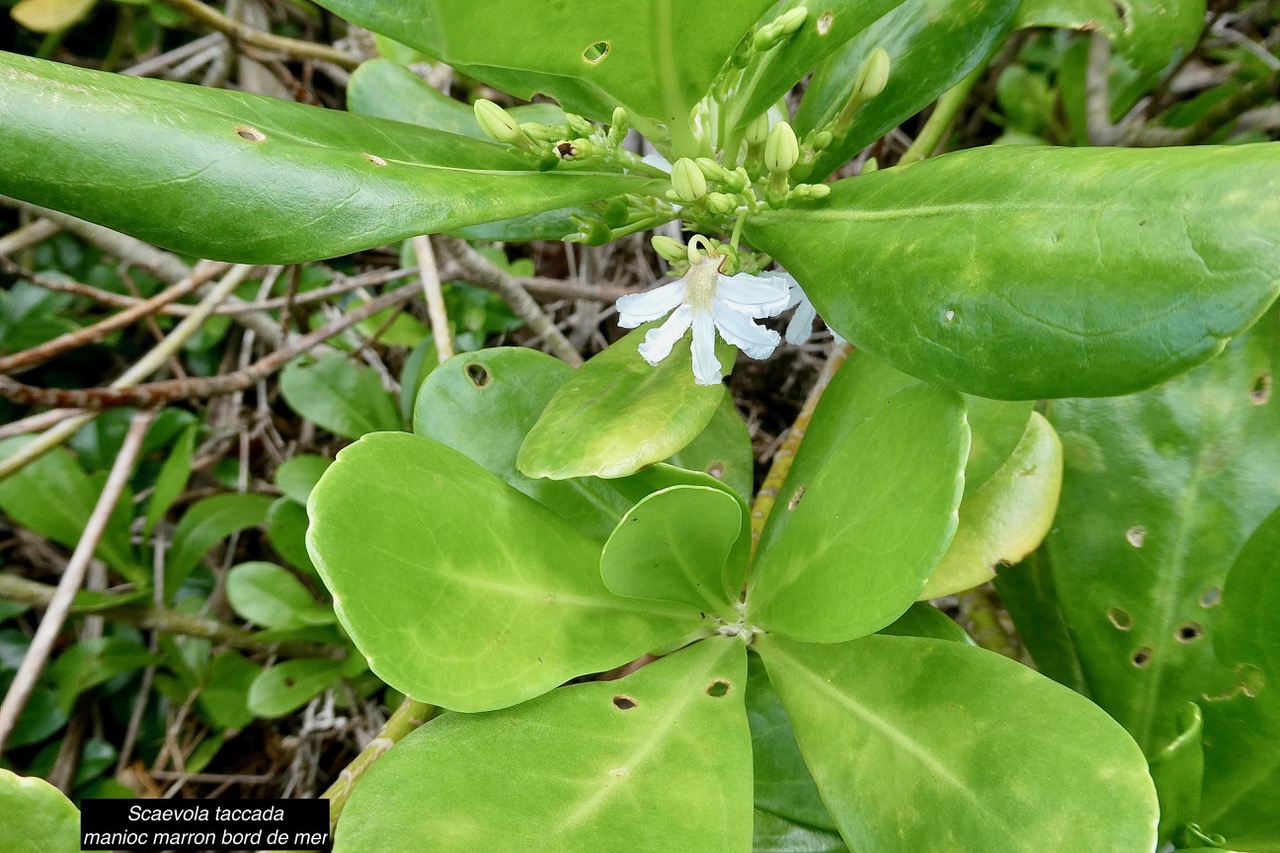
[898,67,982,166]
[729,214,746,252]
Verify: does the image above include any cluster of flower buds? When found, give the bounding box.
[753,7,809,52]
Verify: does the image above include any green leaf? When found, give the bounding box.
[0,51,658,265]
[0,770,79,853]
[0,438,138,581]
[1015,0,1123,40]
[1017,0,1206,73]
[757,634,1159,852]
[747,144,1280,399]
[166,493,274,598]
[877,601,974,644]
[601,485,743,617]
[281,353,401,440]
[993,550,1092,696]
[266,498,318,574]
[920,412,1062,599]
[753,810,849,853]
[248,658,345,718]
[0,676,66,749]
[964,397,1034,496]
[748,384,968,643]
[1035,312,1280,755]
[348,59,563,140]
[275,455,332,505]
[1148,702,1205,846]
[518,326,730,480]
[46,637,155,712]
[666,393,755,502]
[197,651,263,730]
[313,0,775,152]
[1198,505,1280,848]
[335,638,752,852]
[143,423,196,535]
[795,0,1021,179]
[226,561,334,630]
[306,432,708,712]
[730,1,908,130]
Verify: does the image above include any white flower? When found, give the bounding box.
[780,275,845,346]
[615,255,790,385]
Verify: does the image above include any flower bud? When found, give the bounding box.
[565,112,595,137]
[765,122,800,174]
[671,157,708,202]
[474,99,526,146]
[791,183,831,200]
[854,48,891,101]
[554,139,593,160]
[520,122,558,141]
[810,130,834,151]
[610,107,629,138]
[776,7,809,36]
[651,235,688,263]
[745,113,771,146]
[695,157,730,183]
[707,193,738,215]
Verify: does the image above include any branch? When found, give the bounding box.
[157,0,360,70]
[0,410,153,754]
[0,574,345,661]
[412,235,454,361]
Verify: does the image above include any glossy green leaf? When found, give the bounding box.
[666,393,755,502]
[0,437,137,580]
[753,810,849,853]
[748,385,968,643]
[197,651,263,730]
[0,51,657,264]
[166,493,274,597]
[1036,312,1280,755]
[795,0,1020,178]
[248,658,345,718]
[748,144,1280,399]
[280,353,401,440]
[964,397,1034,495]
[348,59,563,140]
[415,348,630,542]
[730,0,907,130]
[920,412,1062,599]
[878,601,974,645]
[336,638,751,852]
[226,561,334,630]
[1015,0,1123,40]
[143,423,195,535]
[46,637,155,712]
[266,498,317,574]
[1198,505,1280,848]
[518,326,730,480]
[757,634,1160,852]
[314,0,774,150]
[993,550,1092,696]
[601,485,743,617]
[306,432,707,712]
[275,455,332,506]
[1017,0,1206,73]
[1148,702,1205,845]
[747,653,836,832]
[0,770,79,853]
[0,676,66,749]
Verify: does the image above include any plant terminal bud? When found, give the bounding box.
[520,122,558,141]
[854,48,891,101]
[474,99,526,146]
[775,7,809,36]
[707,193,739,215]
[651,235,688,263]
[765,122,800,174]
[810,130,834,151]
[695,157,730,183]
[671,157,708,202]
[610,107,629,137]
[745,113,771,146]
[565,113,595,136]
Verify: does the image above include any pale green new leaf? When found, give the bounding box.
[757,634,1160,852]
[747,384,968,643]
[747,144,1280,399]
[280,352,401,439]
[226,562,334,630]
[306,432,708,712]
[335,638,752,852]
[0,770,79,853]
[0,51,658,264]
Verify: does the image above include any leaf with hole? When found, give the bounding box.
[0,51,659,264]
[281,352,402,440]
[747,144,1280,399]
[756,634,1160,852]
[920,412,1062,599]
[311,0,775,152]
[601,484,744,617]
[518,326,732,481]
[306,431,708,712]
[335,638,751,852]
[748,384,968,643]
[1025,309,1280,757]
[226,561,334,630]
[795,0,1021,180]
[0,770,79,853]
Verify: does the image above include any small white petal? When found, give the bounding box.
[616,281,687,328]
[785,295,819,346]
[638,304,693,364]
[714,302,781,360]
[690,310,722,385]
[716,273,791,318]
